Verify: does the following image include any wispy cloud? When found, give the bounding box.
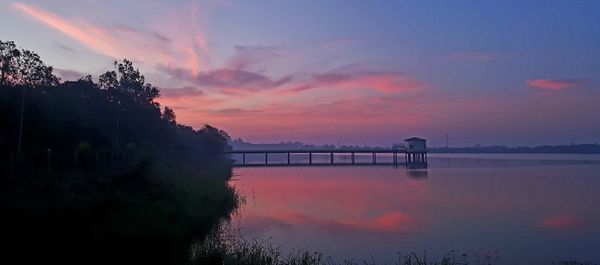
[160,65,292,93]
[527,78,584,90]
[54,68,88,81]
[55,42,75,52]
[12,2,122,57]
[444,51,504,62]
[276,70,426,95]
[160,86,204,98]
[225,45,285,70]
[12,2,209,73]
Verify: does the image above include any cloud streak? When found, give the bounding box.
[160,66,293,93]
[310,71,425,93]
[12,2,209,73]
[12,2,122,57]
[527,78,584,90]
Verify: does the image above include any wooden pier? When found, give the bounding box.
[225,148,427,167]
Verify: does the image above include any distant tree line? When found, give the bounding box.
[429,144,600,154]
[230,138,390,151]
[231,137,600,154]
[0,40,231,170]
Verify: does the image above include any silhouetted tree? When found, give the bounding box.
[162,106,177,128]
[99,59,159,109]
[0,40,58,86]
[1,40,232,164]
[0,40,20,86]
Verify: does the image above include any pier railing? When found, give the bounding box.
[225,148,427,167]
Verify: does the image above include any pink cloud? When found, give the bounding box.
[12,2,209,73]
[173,93,432,144]
[539,215,582,230]
[12,2,121,58]
[312,72,425,93]
[527,78,583,90]
[157,88,224,115]
[274,71,426,95]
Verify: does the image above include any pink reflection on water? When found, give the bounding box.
[241,210,420,234]
[232,167,428,234]
[230,162,600,264]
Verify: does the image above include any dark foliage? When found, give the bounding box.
[0,40,238,265]
[0,41,231,167]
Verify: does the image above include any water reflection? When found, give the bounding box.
[231,155,600,265]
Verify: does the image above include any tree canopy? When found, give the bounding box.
[0,40,231,167]
[0,40,59,86]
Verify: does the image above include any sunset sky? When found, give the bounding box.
[2,0,599,146]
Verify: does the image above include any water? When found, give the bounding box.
[229,154,600,265]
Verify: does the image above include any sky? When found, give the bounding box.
[1,0,599,146]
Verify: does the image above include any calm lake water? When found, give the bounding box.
[229,154,600,265]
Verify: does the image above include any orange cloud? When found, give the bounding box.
[527,78,583,90]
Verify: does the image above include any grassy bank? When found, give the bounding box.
[191,229,597,265]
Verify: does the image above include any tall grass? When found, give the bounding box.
[190,228,597,265]
[189,228,494,265]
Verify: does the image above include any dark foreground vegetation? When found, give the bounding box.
[0,40,239,264]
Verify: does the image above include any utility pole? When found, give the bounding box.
[17,87,25,153]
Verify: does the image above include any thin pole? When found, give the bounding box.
[243,153,246,165]
[309,152,312,164]
[115,108,120,148]
[264,153,268,165]
[17,87,25,153]
[330,152,333,164]
[372,152,376,164]
[287,152,290,164]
